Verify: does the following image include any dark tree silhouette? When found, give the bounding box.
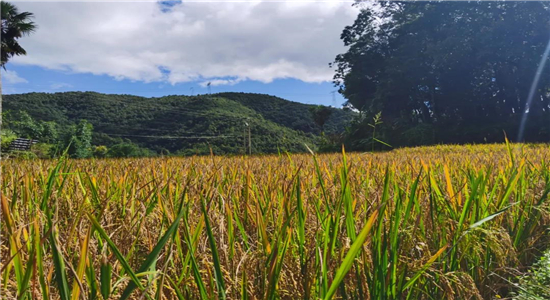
[333,1,550,148]
[1,1,36,67]
[309,105,333,130]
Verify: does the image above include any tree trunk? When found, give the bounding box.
[0,68,3,296]
[1,71,3,160]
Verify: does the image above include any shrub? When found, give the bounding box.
[30,143,55,159]
[93,145,108,158]
[107,142,152,158]
[1,129,17,154]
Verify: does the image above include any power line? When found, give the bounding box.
[106,133,238,139]
[95,125,229,135]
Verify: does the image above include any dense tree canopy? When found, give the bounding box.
[333,1,550,147]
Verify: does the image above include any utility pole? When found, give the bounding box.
[248,124,252,155]
[207,82,211,95]
[330,90,337,107]
[244,122,248,155]
[244,121,252,155]
[190,87,194,95]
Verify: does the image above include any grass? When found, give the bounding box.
[514,249,550,300]
[1,143,550,299]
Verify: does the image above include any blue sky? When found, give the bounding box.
[3,65,345,106]
[2,1,358,107]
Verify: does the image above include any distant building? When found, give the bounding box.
[8,138,38,151]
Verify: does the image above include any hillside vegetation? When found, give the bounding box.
[2,92,351,156]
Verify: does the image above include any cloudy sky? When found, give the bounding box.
[2,0,359,106]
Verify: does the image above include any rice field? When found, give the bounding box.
[2,143,550,299]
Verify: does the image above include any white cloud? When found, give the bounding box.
[50,82,73,89]
[199,78,244,87]
[2,69,28,84]
[12,1,359,86]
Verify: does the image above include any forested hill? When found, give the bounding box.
[3,91,351,156]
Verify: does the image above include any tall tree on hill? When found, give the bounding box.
[333,1,550,148]
[309,105,333,131]
[63,120,94,159]
[1,1,36,154]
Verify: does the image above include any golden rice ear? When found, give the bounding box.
[3,144,549,299]
[304,143,315,155]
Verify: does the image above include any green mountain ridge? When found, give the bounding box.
[3,91,351,155]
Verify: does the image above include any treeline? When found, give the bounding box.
[1,112,152,159]
[2,92,351,158]
[333,1,550,150]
